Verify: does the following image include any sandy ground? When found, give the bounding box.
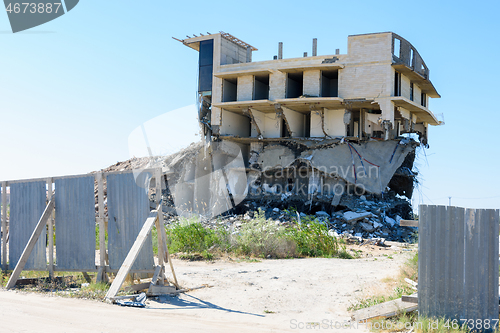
[0,243,415,333]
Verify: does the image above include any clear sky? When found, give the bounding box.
[1,0,499,210]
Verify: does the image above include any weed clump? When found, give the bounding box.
[166,209,345,260]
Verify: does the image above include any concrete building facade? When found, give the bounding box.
[174,32,441,215]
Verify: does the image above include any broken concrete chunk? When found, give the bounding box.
[343,211,373,223]
[328,230,339,238]
[384,216,396,227]
[315,211,329,217]
[360,222,375,232]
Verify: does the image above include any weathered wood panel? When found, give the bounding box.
[419,205,499,331]
[55,177,96,271]
[107,173,154,271]
[9,181,46,270]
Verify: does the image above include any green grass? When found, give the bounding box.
[95,224,108,250]
[165,209,347,260]
[166,217,230,254]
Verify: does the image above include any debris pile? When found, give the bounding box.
[93,141,417,243]
[185,191,416,243]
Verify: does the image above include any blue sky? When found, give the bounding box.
[1,0,499,210]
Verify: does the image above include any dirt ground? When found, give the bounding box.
[0,242,416,333]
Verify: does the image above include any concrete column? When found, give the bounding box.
[303,70,321,96]
[269,71,286,100]
[237,75,253,101]
[246,46,252,63]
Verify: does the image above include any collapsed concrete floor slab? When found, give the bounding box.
[162,138,417,214]
[94,138,419,242]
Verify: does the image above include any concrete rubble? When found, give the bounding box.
[94,145,416,242]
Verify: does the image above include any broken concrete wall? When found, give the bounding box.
[304,140,414,194]
[166,141,248,218]
[250,110,281,138]
[248,139,416,198]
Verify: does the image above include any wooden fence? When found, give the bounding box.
[0,168,164,282]
[419,205,500,331]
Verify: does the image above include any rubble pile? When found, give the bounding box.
[162,192,416,243]
[94,142,417,243]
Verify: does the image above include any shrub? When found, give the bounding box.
[233,209,296,258]
[166,217,230,254]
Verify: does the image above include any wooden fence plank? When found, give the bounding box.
[161,223,179,288]
[6,197,55,289]
[155,169,165,284]
[353,298,418,322]
[399,219,418,227]
[148,265,162,293]
[401,295,418,303]
[105,210,158,300]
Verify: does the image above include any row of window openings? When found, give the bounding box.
[393,38,426,73]
[222,71,338,102]
[231,111,374,139]
[394,72,427,107]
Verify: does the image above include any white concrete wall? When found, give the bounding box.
[310,110,323,137]
[250,109,265,137]
[347,33,392,63]
[338,33,393,100]
[220,110,250,136]
[250,110,280,138]
[414,85,422,105]
[339,64,392,99]
[283,107,304,137]
[401,74,411,100]
[324,109,345,137]
[264,113,281,138]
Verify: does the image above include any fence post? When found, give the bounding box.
[47,178,54,278]
[155,168,165,284]
[1,181,7,270]
[96,172,106,282]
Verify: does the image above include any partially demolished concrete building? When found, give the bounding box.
[173,32,441,217]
